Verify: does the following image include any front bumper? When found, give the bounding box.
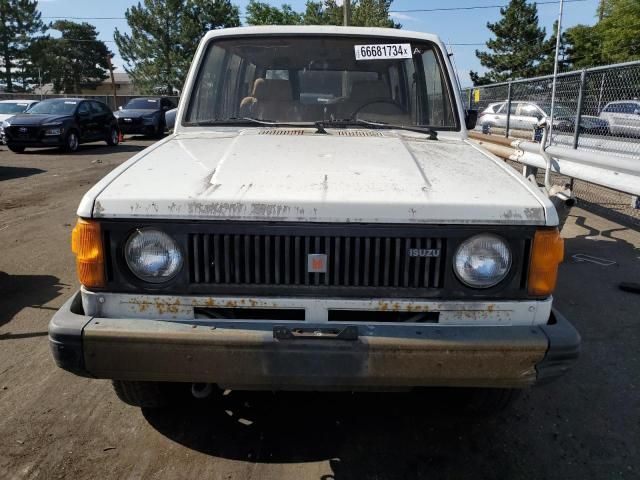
[49,292,580,389]
[117,120,155,134]
[6,135,64,147]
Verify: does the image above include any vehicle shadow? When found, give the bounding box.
[0,271,66,327]
[143,388,526,478]
[19,143,148,156]
[0,165,45,181]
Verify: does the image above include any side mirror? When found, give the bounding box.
[465,109,478,130]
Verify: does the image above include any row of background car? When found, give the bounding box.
[0,96,175,153]
[477,100,640,137]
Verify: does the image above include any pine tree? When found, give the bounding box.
[470,0,548,85]
[45,21,111,94]
[114,0,240,94]
[0,0,46,92]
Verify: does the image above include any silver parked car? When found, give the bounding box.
[478,101,609,135]
[599,100,640,137]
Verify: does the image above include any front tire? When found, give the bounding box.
[8,144,25,153]
[112,380,176,408]
[106,127,119,146]
[62,130,79,153]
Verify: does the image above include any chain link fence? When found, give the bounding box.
[463,60,640,159]
[0,93,180,111]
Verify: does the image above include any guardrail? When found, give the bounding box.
[469,131,640,197]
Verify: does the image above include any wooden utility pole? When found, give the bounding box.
[343,0,350,26]
[106,55,118,110]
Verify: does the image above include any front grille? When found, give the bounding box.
[118,117,143,126]
[9,126,39,139]
[189,233,445,289]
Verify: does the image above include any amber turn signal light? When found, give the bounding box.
[71,219,106,288]
[528,228,564,296]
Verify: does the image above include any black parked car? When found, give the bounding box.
[4,98,119,153]
[114,97,175,138]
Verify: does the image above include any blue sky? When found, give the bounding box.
[39,0,601,87]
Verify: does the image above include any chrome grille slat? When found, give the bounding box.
[189,232,445,290]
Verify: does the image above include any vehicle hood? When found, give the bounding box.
[0,113,17,122]
[84,129,552,225]
[6,114,71,126]
[116,109,158,118]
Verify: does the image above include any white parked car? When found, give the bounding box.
[49,26,579,412]
[0,99,38,143]
[599,100,640,137]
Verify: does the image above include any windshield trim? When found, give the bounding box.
[180,33,461,133]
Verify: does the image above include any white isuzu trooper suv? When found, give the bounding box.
[50,26,579,411]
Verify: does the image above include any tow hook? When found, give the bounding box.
[191,383,214,399]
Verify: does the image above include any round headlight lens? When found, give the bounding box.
[125,229,183,283]
[454,234,512,288]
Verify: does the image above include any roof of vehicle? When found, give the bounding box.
[0,99,38,103]
[201,25,444,46]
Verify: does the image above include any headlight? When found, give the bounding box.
[44,127,62,136]
[454,234,511,288]
[125,229,183,283]
[142,114,156,123]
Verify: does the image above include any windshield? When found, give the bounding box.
[124,98,160,110]
[186,36,458,129]
[0,102,32,114]
[28,100,78,115]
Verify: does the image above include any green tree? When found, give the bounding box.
[245,1,302,25]
[537,20,570,75]
[0,0,46,92]
[246,0,399,28]
[114,0,240,94]
[46,21,111,93]
[470,0,548,85]
[563,0,639,69]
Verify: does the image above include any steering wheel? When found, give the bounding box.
[350,98,405,118]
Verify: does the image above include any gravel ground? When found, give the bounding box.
[0,138,639,480]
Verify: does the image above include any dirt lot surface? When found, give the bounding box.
[0,139,639,480]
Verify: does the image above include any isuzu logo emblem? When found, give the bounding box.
[19,127,27,133]
[307,254,328,273]
[408,248,440,258]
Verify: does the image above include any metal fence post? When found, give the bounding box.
[573,69,586,149]
[467,89,472,110]
[505,82,513,138]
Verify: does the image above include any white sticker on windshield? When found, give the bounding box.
[16,103,28,106]
[147,99,157,103]
[64,101,77,105]
[354,43,412,61]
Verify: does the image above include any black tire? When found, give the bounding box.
[112,380,176,408]
[153,122,165,139]
[106,127,120,146]
[62,130,79,153]
[8,144,25,153]
[462,388,522,415]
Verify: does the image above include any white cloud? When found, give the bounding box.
[389,12,419,22]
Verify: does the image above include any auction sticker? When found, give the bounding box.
[354,43,412,60]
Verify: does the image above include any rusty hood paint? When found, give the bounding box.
[79,129,555,225]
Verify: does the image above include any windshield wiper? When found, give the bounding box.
[315,118,438,140]
[185,117,293,127]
